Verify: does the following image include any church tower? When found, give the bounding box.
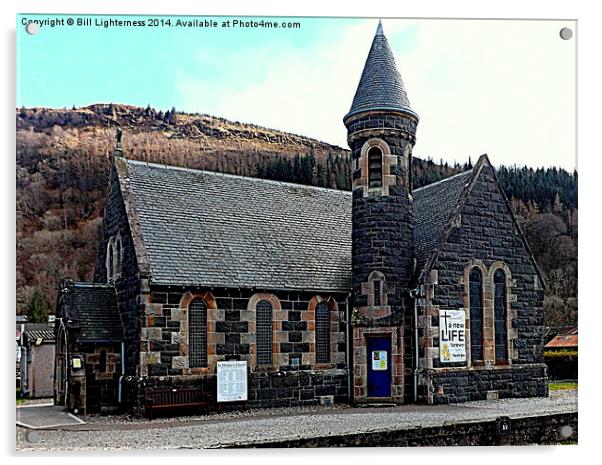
[344,21,418,403]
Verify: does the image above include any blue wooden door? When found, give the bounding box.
[367,336,392,397]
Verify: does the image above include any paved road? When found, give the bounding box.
[17,405,85,429]
[16,390,577,451]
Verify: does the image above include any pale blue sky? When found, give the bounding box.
[17,15,575,169]
[17,15,340,110]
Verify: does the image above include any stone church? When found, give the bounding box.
[54,22,547,415]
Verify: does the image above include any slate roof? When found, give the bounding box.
[344,21,414,121]
[70,283,123,342]
[119,159,487,290]
[123,160,353,291]
[22,324,55,344]
[413,170,473,274]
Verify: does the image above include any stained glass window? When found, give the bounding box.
[315,302,330,363]
[494,270,508,362]
[189,299,208,368]
[469,268,483,362]
[256,300,273,365]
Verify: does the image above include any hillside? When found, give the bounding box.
[17,103,347,162]
[16,104,577,330]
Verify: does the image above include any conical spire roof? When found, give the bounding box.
[344,21,414,121]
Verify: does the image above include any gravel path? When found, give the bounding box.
[16,390,576,451]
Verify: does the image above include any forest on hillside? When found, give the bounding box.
[16,105,577,333]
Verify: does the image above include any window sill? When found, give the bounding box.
[252,365,279,373]
[314,363,335,370]
[190,367,212,375]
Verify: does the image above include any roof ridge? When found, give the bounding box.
[126,159,352,195]
[416,162,482,283]
[417,154,546,289]
[413,169,472,193]
[72,282,115,288]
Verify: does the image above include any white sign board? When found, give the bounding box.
[439,310,466,363]
[371,350,388,371]
[217,360,248,402]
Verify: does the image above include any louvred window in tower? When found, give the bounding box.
[373,280,382,306]
[368,146,383,188]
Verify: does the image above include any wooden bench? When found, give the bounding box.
[144,387,209,419]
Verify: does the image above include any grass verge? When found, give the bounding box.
[549,381,577,391]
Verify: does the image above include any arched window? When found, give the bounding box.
[367,146,383,188]
[315,302,330,363]
[256,300,273,365]
[469,268,484,363]
[404,144,413,191]
[114,235,122,278]
[99,349,107,373]
[106,240,114,282]
[494,270,508,363]
[188,299,208,368]
[373,279,382,306]
[368,271,386,307]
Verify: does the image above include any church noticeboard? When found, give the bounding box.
[217,360,248,402]
[371,350,388,371]
[439,310,466,363]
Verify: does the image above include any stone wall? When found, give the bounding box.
[83,343,123,413]
[124,368,348,416]
[419,364,548,404]
[237,412,577,447]
[137,287,348,376]
[120,287,350,414]
[416,162,547,403]
[94,161,143,376]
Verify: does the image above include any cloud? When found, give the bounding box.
[176,19,575,170]
[398,20,576,170]
[175,20,386,144]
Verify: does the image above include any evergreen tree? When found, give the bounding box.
[27,289,48,324]
[552,192,564,215]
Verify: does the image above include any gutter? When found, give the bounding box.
[118,341,125,404]
[19,324,26,394]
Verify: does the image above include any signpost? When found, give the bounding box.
[439,309,466,363]
[217,360,248,402]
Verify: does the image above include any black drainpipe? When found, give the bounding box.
[409,286,420,403]
[345,292,353,404]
